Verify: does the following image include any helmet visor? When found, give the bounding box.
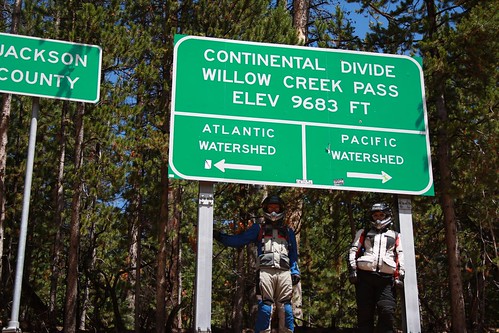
[266,203,281,213]
[372,212,386,221]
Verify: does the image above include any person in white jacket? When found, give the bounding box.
[347,203,404,333]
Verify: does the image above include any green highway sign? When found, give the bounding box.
[169,35,434,196]
[0,33,102,103]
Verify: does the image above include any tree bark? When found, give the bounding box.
[166,184,180,331]
[156,5,177,326]
[0,0,22,312]
[435,84,467,332]
[425,1,467,330]
[64,102,85,333]
[49,101,68,326]
[292,0,309,45]
[79,213,97,331]
[232,248,245,333]
[290,1,308,324]
[156,166,168,333]
[127,171,142,332]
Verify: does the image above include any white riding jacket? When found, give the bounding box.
[348,228,404,277]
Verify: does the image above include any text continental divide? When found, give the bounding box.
[203,48,397,79]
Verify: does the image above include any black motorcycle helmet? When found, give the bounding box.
[262,195,285,222]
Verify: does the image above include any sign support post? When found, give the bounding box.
[193,182,214,332]
[398,197,422,333]
[3,98,39,333]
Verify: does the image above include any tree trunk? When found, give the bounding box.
[128,184,141,332]
[425,1,467,330]
[0,91,12,316]
[290,1,308,324]
[131,192,142,333]
[156,163,169,333]
[292,0,309,45]
[288,189,303,326]
[79,212,97,331]
[157,5,177,325]
[166,184,181,331]
[435,84,467,332]
[79,140,101,331]
[49,101,68,326]
[0,0,22,313]
[64,102,85,333]
[232,247,245,332]
[134,220,142,333]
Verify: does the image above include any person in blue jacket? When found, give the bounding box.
[214,195,300,333]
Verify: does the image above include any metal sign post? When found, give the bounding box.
[398,197,422,332]
[193,182,214,332]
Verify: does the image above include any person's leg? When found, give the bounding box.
[255,299,273,333]
[356,271,376,333]
[376,277,396,333]
[255,270,274,333]
[275,270,293,333]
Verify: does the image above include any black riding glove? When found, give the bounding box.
[213,230,222,242]
[394,273,404,289]
[348,270,358,284]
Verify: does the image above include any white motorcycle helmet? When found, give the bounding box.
[370,203,392,230]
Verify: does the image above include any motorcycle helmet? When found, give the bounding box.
[370,202,392,229]
[262,195,285,222]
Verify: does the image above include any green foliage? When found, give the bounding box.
[180,0,297,44]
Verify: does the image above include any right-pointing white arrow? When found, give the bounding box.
[347,171,392,183]
[214,159,262,173]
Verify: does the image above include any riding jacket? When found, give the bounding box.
[218,221,300,276]
[348,227,404,277]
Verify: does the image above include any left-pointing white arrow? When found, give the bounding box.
[214,159,262,173]
[346,171,392,183]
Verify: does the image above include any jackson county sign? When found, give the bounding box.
[0,33,102,103]
[168,35,434,196]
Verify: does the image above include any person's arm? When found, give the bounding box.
[218,223,260,248]
[396,233,405,277]
[288,229,300,276]
[347,229,365,284]
[347,229,364,271]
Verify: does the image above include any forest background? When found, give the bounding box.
[0,0,497,332]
